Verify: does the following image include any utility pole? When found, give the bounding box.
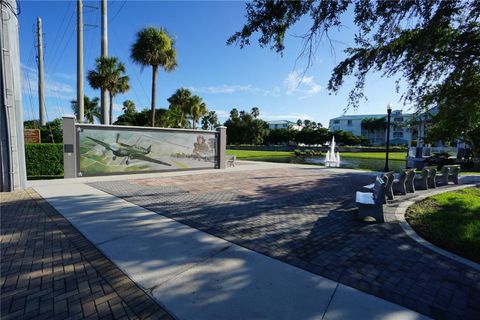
[100,0,108,124]
[36,17,46,126]
[77,0,84,123]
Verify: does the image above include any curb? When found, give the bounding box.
[394,183,480,271]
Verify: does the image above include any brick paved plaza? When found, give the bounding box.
[90,167,480,320]
[0,189,172,320]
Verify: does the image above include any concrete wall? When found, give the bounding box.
[0,0,26,191]
[63,118,227,178]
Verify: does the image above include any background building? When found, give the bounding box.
[329,110,413,146]
[266,120,302,131]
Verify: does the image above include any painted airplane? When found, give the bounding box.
[87,133,171,166]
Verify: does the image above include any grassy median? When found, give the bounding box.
[406,187,480,263]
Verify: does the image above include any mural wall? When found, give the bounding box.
[77,126,218,176]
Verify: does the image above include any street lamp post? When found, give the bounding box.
[384,103,393,172]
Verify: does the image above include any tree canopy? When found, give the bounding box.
[122,99,136,114]
[228,0,480,155]
[87,56,129,125]
[361,117,386,133]
[224,107,269,145]
[131,27,177,126]
[71,95,101,124]
[202,111,219,130]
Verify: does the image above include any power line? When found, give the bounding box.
[22,69,36,125]
[44,0,72,66]
[109,0,126,23]
[111,29,149,106]
[46,8,75,71]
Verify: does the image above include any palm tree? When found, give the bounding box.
[251,107,260,118]
[87,57,130,125]
[201,111,218,130]
[71,95,101,123]
[189,95,208,129]
[122,99,136,114]
[131,27,177,127]
[208,111,218,130]
[167,88,192,127]
[201,115,210,130]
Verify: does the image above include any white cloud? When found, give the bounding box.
[190,84,280,97]
[261,112,314,121]
[284,71,321,98]
[21,63,75,101]
[113,103,123,112]
[211,109,229,117]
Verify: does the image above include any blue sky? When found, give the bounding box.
[19,0,410,127]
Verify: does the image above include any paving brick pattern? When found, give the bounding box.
[1,189,173,320]
[91,167,480,320]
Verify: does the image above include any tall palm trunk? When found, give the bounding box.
[151,65,158,127]
[109,92,114,125]
[180,112,185,127]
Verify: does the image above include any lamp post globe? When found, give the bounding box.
[384,103,393,172]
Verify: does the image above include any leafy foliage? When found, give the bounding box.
[167,88,192,126]
[131,27,177,126]
[229,1,479,106]
[114,107,181,128]
[71,95,101,124]
[296,127,330,146]
[224,107,269,145]
[24,118,63,143]
[229,1,480,153]
[361,117,386,132]
[266,128,297,144]
[87,56,130,125]
[425,67,480,158]
[189,96,208,129]
[301,119,322,130]
[25,143,63,177]
[167,88,208,129]
[202,111,219,130]
[122,99,136,114]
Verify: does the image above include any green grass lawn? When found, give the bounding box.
[226,149,406,161]
[226,150,293,159]
[406,187,480,263]
[339,151,406,161]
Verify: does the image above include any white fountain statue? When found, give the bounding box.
[325,136,341,167]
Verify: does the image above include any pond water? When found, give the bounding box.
[243,156,406,172]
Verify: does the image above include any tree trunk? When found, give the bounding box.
[466,134,479,160]
[192,118,196,130]
[151,65,158,127]
[109,92,113,125]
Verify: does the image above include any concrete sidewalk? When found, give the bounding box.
[34,181,429,320]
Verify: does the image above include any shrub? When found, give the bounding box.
[25,143,63,177]
[293,149,322,157]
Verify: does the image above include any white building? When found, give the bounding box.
[266,120,302,131]
[329,110,414,146]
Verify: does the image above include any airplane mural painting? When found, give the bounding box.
[87,133,171,166]
[78,127,218,176]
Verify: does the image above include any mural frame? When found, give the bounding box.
[75,123,220,177]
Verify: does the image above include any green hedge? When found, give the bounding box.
[25,143,63,177]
